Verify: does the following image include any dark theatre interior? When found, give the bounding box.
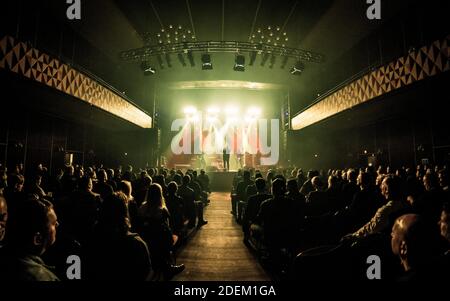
[0,0,449,285]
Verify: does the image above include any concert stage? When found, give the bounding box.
[209,170,237,192]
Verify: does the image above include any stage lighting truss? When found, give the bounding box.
[119,40,324,64]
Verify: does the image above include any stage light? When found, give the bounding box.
[280,56,289,69]
[207,107,220,114]
[177,53,186,66]
[225,106,239,115]
[269,54,276,69]
[201,53,213,70]
[234,55,245,72]
[247,107,262,116]
[140,61,156,75]
[227,116,238,123]
[206,116,217,123]
[244,116,257,123]
[187,50,195,67]
[260,53,269,66]
[157,55,164,69]
[184,106,199,123]
[249,51,257,66]
[165,53,172,68]
[184,106,197,114]
[290,61,305,75]
[188,114,200,122]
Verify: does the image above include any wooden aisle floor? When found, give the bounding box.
[172,192,270,281]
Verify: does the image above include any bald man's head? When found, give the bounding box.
[391,214,441,271]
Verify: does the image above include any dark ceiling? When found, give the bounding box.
[4,0,446,115]
[59,0,419,115]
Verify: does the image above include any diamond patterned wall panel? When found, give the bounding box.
[292,35,450,131]
[0,36,152,129]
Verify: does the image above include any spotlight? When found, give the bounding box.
[290,61,305,75]
[249,51,257,66]
[206,116,217,123]
[201,53,213,70]
[234,55,245,72]
[184,106,199,122]
[227,116,238,123]
[244,116,253,123]
[188,114,200,122]
[183,106,197,114]
[140,61,156,75]
[269,54,276,69]
[187,50,195,67]
[225,106,239,115]
[260,53,269,66]
[165,53,172,68]
[183,42,189,53]
[280,56,289,69]
[207,107,220,114]
[157,55,164,69]
[247,107,261,116]
[177,53,186,66]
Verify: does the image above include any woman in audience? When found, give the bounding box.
[117,180,139,232]
[138,183,185,280]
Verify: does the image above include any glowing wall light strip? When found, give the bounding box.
[292,35,450,131]
[168,80,285,90]
[0,36,152,128]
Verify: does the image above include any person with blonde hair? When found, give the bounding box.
[138,183,184,280]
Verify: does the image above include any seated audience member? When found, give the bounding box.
[138,183,185,280]
[0,195,7,248]
[0,198,59,281]
[305,176,329,216]
[165,181,185,236]
[85,192,151,281]
[105,169,117,191]
[391,213,448,281]
[64,177,102,246]
[285,178,306,219]
[93,169,114,201]
[414,173,446,223]
[3,174,26,213]
[60,165,77,195]
[349,175,410,239]
[342,169,359,207]
[117,180,139,232]
[26,175,48,200]
[242,178,272,242]
[198,169,211,193]
[300,170,318,196]
[178,175,207,228]
[438,170,449,192]
[341,172,384,232]
[252,179,304,252]
[439,204,450,255]
[134,175,152,207]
